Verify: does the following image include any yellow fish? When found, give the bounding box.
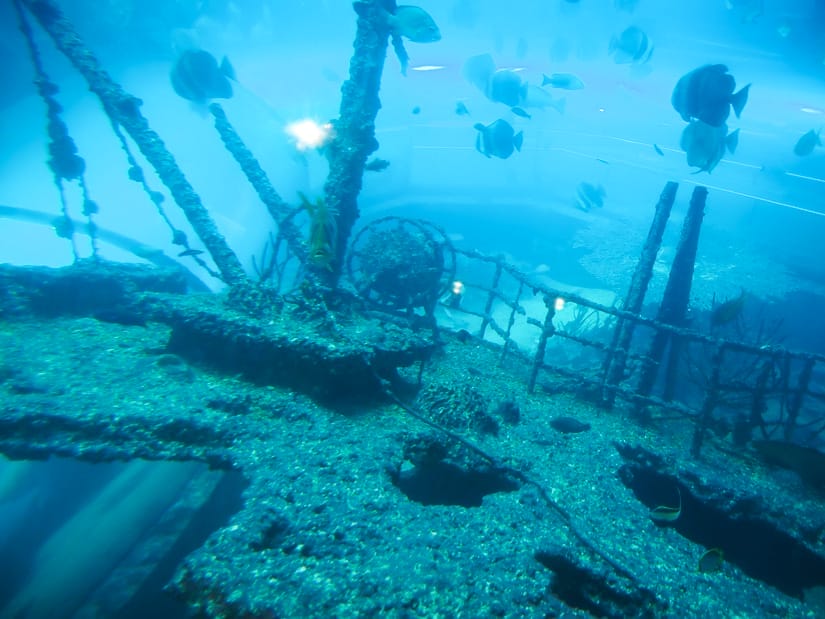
[299,193,337,270]
[649,487,682,523]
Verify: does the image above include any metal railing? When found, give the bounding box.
[438,247,825,457]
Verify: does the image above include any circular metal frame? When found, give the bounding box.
[346,216,456,312]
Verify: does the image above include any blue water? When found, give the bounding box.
[2,0,825,616]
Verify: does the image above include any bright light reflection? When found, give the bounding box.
[411,65,446,72]
[554,297,565,312]
[285,119,333,151]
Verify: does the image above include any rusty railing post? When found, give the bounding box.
[637,186,708,402]
[602,181,678,406]
[528,295,557,393]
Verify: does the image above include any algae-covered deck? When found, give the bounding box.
[1,262,824,617]
[4,0,825,615]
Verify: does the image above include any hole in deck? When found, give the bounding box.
[391,460,519,507]
[618,454,825,599]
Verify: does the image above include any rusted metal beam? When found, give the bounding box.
[317,0,391,284]
[602,181,678,406]
[209,104,307,263]
[637,186,708,400]
[528,296,557,393]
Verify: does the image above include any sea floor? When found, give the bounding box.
[1,303,824,617]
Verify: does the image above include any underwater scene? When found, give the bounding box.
[2,0,825,616]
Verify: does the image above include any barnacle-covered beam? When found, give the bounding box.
[17,0,248,287]
[636,185,708,402]
[209,103,307,263]
[602,181,678,406]
[317,0,392,283]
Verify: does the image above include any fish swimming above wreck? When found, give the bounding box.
[672,64,750,127]
[488,68,526,107]
[609,26,654,65]
[365,157,391,172]
[462,54,565,115]
[680,120,739,173]
[710,289,746,327]
[575,182,607,211]
[170,49,235,103]
[474,119,523,159]
[354,3,441,43]
[8,1,825,618]
[793,129,822,156]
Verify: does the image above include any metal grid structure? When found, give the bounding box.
[439,227,825,459]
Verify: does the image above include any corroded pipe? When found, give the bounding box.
[209,103,307,263]
[603,181,678,406]
[317,0,391,284]
[19,0,247,286]
[637,185,708,400]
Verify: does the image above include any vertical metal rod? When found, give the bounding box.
[637,186,708,401]
[691,344,724,457]
[603,181,678,406]
[528,296,557,393]
[209,104,306,263]
[499,281,524,364]
[784,358,815,440]
[749,360,774,441]
[479,261,503,340]
[316,0,391,284]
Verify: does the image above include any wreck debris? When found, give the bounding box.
[318,0,393,284]
[602,181,678,406]
[209,103,307,264]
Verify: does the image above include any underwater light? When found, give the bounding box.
[447,280,465,309]
[285,119,334,151]
[554,297,565,312]
[411,65,446,72]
